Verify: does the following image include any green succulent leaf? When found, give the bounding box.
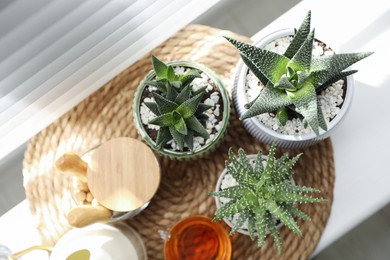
[274,191,327,203]
[185,115,209,139]
[274,74,296,91]
[288,29,315,71]
[247,212,256,240]
[176,92,204,119]
[192,85,208,96]
[174,85,191,105]
[195,103,213,116]
[152,55,168,78]
[254,206,267,247]
[241,83,293,120]
[288,80,321,135]
[254,151,264,174]
[167,65,176,82]
[266,201,302,236]
[151,92,178,114]
[284,11,311,59]
[183,129,194,151]
[144,102,159,116]
[144,80,167,93]
[229,211,249,236]
[316,70,357,93]
[276,107,288,126]
[155,127,172,149]
[281,203,311,221]
[317,99,327,131]
[210,186,249,199]
[148,112,174,127]
[310,52,373,87]
[174,115,188,135]
[213,197,255,221]
[265,211,282,253]
[166,84,179,101]
[169,126,184,151]
[179,69,201,88]
[224,36,290,84]
[241,54,269,86]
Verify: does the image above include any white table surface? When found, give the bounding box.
[1,0,390,258]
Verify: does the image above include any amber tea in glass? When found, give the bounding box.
[164,215,231,260]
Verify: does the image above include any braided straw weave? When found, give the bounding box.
[23,25,334,259]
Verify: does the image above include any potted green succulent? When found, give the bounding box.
[227,11,373,148]
[210,143,327,253]
[133,56,230,159]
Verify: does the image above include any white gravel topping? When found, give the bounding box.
[245,36,343,135]
[141,67,223,151]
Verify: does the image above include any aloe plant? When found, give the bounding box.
[210,143,327,253]
[144,56,211,151]
[225,11,373,135]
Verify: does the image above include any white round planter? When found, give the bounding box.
[232,29,354,149]
[214,154,293,235]
[50,223,147,260]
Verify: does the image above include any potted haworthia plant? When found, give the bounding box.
[133,55,230,159]
[227,11,373,148]
[210,143,327,253]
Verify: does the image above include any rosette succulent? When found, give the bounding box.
[210,143,327,253]
[144,56,211,151]
[225,11,373,135]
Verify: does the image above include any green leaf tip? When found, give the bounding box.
[227,11,372,136]
[210,143,327,252]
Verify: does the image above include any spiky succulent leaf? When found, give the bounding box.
[316,70,357,93]
[167,65,176,82]
[241,54,269,86]
[241,83,293,120]
[276,107,288,126]
[175,85,191,104]
[254,151,264,174]
[281,203,311,221]
[169,126,184,151]
[156,127,171,148]
[266,201,302,236]
[310,52,373,87]
[144,80,167,93]
[144,102,159,116]
[148,112,174,127]
[210,142,327,252]
[284,11,311,59]
[176,92,204,119]
[152,55,168,77]
[185,116,209,139]
[254,206,267,247]
[195,103,213,116]
[266,211,282,253]
[288,29,314,71]
[174,115,188,135]
[224,36,290,84]
[152,92,178,114]
[288,80,321,135]
[229,211,250,236]
[179,69,201,88]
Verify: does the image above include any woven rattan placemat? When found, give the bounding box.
[23,24,334,259]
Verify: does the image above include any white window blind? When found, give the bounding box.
[0,0,220,160]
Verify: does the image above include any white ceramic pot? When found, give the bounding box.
[232,28,354,149]
[50,223,147,260]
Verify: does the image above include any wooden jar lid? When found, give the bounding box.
[87,137,160,212]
